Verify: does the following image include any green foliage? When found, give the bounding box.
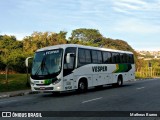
[69,28,135,52]
[0,29,139,73]
[136,59,160,78]
[0,74,29,92]
[23,31,67,53]
[69,28,102,43]
[0,35,24,72]
[0,31,67,73]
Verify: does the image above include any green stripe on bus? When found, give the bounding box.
[114,64,132,73]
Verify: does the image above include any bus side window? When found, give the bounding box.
[92,50,98,63]
[85,49,91,63]
[97,51,102,63]
[112,53,116,63]
[116,53,120,63]
[131,54,134,64]
[78,48,91,67]
[120,54,123,63]
[123,54,127,63]
[78,49,85,63]
[127,54,130,63]
[102,51,112,64]
[102,51,108,63]
[107,52,112,63]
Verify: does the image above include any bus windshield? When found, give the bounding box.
[31,49,63,79]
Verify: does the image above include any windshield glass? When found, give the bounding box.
[31,49,63,79]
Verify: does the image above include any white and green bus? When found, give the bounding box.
[30,44,135,92]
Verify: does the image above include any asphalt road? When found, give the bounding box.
[0,79,160,120]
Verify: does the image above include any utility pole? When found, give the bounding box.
[148,62,152,77]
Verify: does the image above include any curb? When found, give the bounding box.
[0,91,39,99]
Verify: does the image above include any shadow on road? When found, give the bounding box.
[42,84,133,98]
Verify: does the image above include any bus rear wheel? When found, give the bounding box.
[117,76,123,87]
[112,76,123,87]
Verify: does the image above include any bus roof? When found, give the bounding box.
[37,44,133,54]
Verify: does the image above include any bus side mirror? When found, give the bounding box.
[66,53,75,64]
[25,57,32,67]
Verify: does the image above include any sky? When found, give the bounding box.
[0,0,160,51]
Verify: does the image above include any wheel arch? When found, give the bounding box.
[77,77,88,88]
[118,74,123,81]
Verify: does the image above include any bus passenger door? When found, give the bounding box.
[63,55,75,90]
[63,47,77,91]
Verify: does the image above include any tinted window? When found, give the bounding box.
[107,52,112,63]
[63,47,76,76]
[102,52,108,63]
[78,48,91,66]
[97,51,102,63]
[123,54,127,63]
[64,47,76,64]
[120,54,123,63]
[91,50,103,63]
[127,54,130,63]
[78,49,85,63]
[131,54,134,63]
[112,53,120,63]
[115,53,120,63]
[85,50,91,63]
[92,50,98,63]
[129,54,134,63]
[103,51,112,63]
[112,53,116,63]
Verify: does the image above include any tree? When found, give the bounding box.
[23,31,67,54]
[69,28,103,43]
[0,35,24,73]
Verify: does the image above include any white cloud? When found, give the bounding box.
[114,2,141,10]
[112,0,160,12]
[112,19,160,34]
[117,0,147,6]
[113,7,132,14]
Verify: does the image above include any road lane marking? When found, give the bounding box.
[0,98,32,104]
[136,87,145,90]
[82,97,102,104]
[0,100,18,104]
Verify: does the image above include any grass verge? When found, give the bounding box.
[0,74,30,92]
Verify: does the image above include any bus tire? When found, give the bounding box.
[77,80,88,93]
[117,76,123,87]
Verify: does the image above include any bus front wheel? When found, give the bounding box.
[77,80,87,93]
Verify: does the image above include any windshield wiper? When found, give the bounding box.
[35,56,50,75]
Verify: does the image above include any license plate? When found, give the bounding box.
[40,87,45,90]
[34,81,39,84]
